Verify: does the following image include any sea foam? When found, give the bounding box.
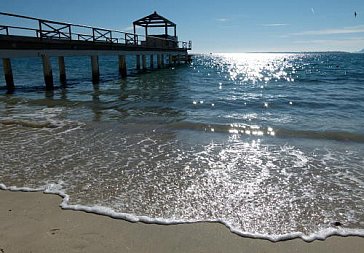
[1,182,364,242]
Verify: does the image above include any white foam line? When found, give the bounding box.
[1,182,364,242]
[54,125,84,135]
[0,183,44,192]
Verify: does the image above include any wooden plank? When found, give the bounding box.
[0,36,189,54]
[0,49,187,58]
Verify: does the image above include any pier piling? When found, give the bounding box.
[41,55,54,90]
[118,55,127,78]
[136,55,141,70]
[142,55,147,70]
[150,55,154,69]
[157,54,162,69]
[161,54,165,68]
[2,58,14,90]
[169,55,173,67]
[91,55,100,84]
[58,56,66,85]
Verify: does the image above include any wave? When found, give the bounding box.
[0,107,84,130]
[1,183,364,242]
[0,119,60,128]
[275,128,364,143]
[170,121,364,143]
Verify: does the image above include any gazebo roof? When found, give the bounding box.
[133,11,176,28]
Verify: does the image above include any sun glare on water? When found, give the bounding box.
[212,53,297,84]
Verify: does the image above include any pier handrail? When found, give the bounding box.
[0,12,192,49]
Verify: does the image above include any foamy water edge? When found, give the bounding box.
[1,182,363,242]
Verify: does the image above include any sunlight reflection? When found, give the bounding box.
[213,53,297,85]
[226,123,275,137]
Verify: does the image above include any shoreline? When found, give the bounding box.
[1,190,363,253]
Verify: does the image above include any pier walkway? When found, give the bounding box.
[0,12,192,90]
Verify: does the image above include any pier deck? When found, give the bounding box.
[0,12,192,89]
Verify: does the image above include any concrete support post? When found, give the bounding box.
[58,56,66,85]
[142,55,147,70]
[2,58,14,90]
[177,54,181,65]
[91,55,100,84]
[157,54,162,69]
[41,55,54,90]
[150,55,154,69]
[118,55,127,78]
[136,55,141,70]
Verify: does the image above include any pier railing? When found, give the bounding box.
[0,12,191,50]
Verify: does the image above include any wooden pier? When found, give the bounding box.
[0,12,192,90]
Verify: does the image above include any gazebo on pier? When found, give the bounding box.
[133,11,178,48]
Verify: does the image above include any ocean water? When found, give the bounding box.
[0,53,364,241]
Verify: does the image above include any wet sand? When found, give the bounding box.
[0,190,363,253]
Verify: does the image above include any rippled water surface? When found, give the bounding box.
[0,53,364,241]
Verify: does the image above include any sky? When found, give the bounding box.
[1,0,363,53]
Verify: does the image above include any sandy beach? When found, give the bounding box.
[0,190,363,253]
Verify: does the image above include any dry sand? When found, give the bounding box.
[0,190,363,253]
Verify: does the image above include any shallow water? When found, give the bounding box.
[0,53,363,241]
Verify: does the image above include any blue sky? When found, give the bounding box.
[1,0,363,52]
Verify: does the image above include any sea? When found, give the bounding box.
[0,52,363,241]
